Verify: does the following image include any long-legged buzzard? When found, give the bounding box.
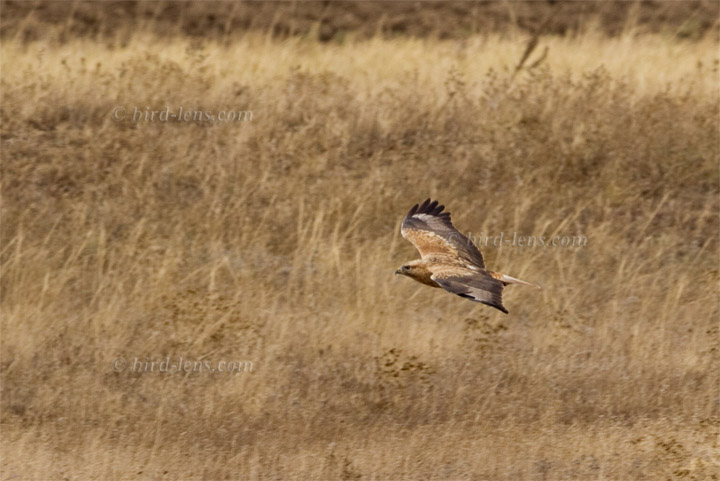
[395,199,539,314]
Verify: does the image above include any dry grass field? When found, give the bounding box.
[1,5,719,480]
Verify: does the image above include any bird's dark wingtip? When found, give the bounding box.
[414,198,448,217]
[480,300,509,314]
[457,294,508,314]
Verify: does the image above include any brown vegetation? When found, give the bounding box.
[2,0,718,43]
[1,12,719,481]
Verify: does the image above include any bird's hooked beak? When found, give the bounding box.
[394,268,402,276]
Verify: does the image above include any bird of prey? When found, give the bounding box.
[395,199,539,314]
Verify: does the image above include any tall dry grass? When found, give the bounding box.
[1,31,719,480]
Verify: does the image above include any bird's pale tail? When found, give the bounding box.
[490,272,541,289]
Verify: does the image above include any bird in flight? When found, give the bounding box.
[395,199,539,314]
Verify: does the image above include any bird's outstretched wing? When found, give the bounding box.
[401,198,485,268]
[431,269,507,314]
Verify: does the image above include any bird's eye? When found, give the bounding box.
[402,265,410,271]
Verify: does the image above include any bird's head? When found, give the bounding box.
[394,260,434,285]
[394,264,412,277]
